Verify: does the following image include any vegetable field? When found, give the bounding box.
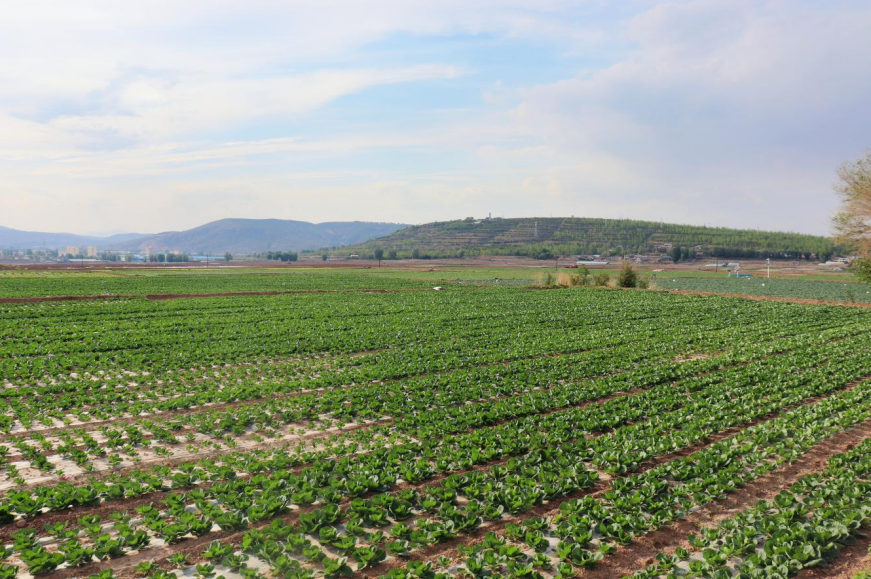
[653,276,871,304]
[0,270,870,579]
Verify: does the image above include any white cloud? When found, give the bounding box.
[45,65,462,143]
[496,0,871,234]
[1,0,869,236]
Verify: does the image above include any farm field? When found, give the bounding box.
[0,269,432,298]
[0,270,870,579]
[0,264,860,301]
[653,276,871,304]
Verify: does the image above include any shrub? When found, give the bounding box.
[618,262,638,288]
[593,273,611,287]
[556,273,582,287]
[537,272,555,287]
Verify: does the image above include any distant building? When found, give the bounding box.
[87,246,98,257]
[65,245,80,256]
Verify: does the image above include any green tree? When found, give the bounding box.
[321,254,328,262]
[617,261,638,288]
[224,253,232,262]
[387,249,397,260]
[374,248,384,267]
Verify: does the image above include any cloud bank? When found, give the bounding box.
[1,0,869,235]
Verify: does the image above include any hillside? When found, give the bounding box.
[329,217,838,260]
[0,225,148,250]
[115,219,409,254]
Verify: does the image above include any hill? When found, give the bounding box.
[328,217,838,260]
[115,219,409,254]
[0,225,149,250]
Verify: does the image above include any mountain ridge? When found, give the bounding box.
[0,219,409,254]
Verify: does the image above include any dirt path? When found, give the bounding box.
[578,417,871,579]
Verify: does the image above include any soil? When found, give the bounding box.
[801,533,871,578]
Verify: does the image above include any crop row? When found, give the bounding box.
[378,361,871,577]
[654,276,871,303]
[0,269,433,299]
[0,293,858,466]
[2,332,869,576]
[2,318,859,486]
[4,289,864,382]
[627,435,871,578]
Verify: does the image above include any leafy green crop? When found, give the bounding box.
[0,272,868,578]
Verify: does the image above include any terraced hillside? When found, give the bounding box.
[0,270,870,579]
[330,217,837,260]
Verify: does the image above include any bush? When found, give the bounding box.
[636,277,649,289]
[593,273,611,287]
[556,273,583,287]
[618,262,638,288]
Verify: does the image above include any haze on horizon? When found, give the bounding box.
[2,0,870,238]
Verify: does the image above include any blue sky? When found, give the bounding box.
[1,0,869,236]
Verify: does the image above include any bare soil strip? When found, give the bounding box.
[576,417,871,579]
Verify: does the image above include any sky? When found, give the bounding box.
[1,0,870,236]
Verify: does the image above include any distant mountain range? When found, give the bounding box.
[0,219,409,254]
[0,225,147,250]
[2,217,838,259]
